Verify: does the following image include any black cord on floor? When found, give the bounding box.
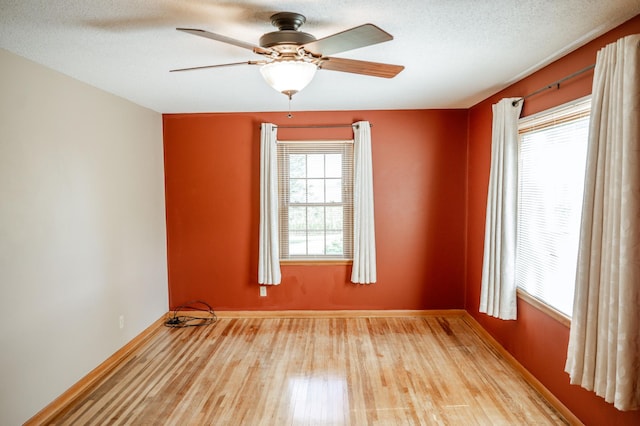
[164,300,217,328]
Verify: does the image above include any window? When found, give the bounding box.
[515,97,591,317]
[277,140,353,261]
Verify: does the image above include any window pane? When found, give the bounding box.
[307,231,325,254]
[290,179,306,203]
[326,231,343,255]
[289,231,307,255]
[325,154,342,178]
[325,206,343,231]
[289,154,306,178]
[307,179,325,203]
[307,154,325,178]
[325,179,342,203]
[289,206,306,231]
[307,207,325,230]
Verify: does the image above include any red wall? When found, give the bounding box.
[163,109,468,311]
[465,15,640,426]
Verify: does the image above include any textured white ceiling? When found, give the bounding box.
[1,0,638,113]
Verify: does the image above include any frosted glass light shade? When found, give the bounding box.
[260,61,317,97]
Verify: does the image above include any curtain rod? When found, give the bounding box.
[512,64,595,106]
[267,123,373,129]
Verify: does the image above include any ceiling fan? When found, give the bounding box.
[171,12,404,100]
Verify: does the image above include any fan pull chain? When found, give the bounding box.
[287,95,293,119]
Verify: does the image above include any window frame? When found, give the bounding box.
[515,96,591,322]
[277,140,354,263]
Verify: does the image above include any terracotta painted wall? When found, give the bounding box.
[163,109,468,311]
[466,15,640,426]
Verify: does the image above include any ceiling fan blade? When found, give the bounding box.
[177,28,272,55]
[302,24,393,56]
[318,57,404,78]
[170,61,262,73]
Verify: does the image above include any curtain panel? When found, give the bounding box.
[351,121,377,284]
[479,98,523,320]
[258,123,281,285]
[565,34,640,411]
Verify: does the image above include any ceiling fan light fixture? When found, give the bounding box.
[260,60,317,99]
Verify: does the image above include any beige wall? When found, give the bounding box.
[0,48,168,424]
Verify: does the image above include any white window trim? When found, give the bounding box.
[515,96,591,320]
[277,139,354,262]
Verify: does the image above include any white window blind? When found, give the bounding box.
[277,140,354,260]
[515,97,591,317]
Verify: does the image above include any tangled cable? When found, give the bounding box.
[164,300,217,328]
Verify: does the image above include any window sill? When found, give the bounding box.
[516,288,571,328]
[280,259,353,266]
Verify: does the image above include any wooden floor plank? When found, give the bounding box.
[48,316,568,425]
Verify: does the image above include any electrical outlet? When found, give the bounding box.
[119,315,125,329]
[260,286,267,297]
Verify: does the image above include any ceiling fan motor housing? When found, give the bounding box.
[259,12,316,48]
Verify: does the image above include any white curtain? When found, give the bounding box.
[479,98,523,320]
[351,121,377,284]
[565,34,640,411]
[258,123,281,285]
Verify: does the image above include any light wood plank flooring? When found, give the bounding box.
[49,315,567,425]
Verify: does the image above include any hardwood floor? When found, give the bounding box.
[48,315,568,425]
